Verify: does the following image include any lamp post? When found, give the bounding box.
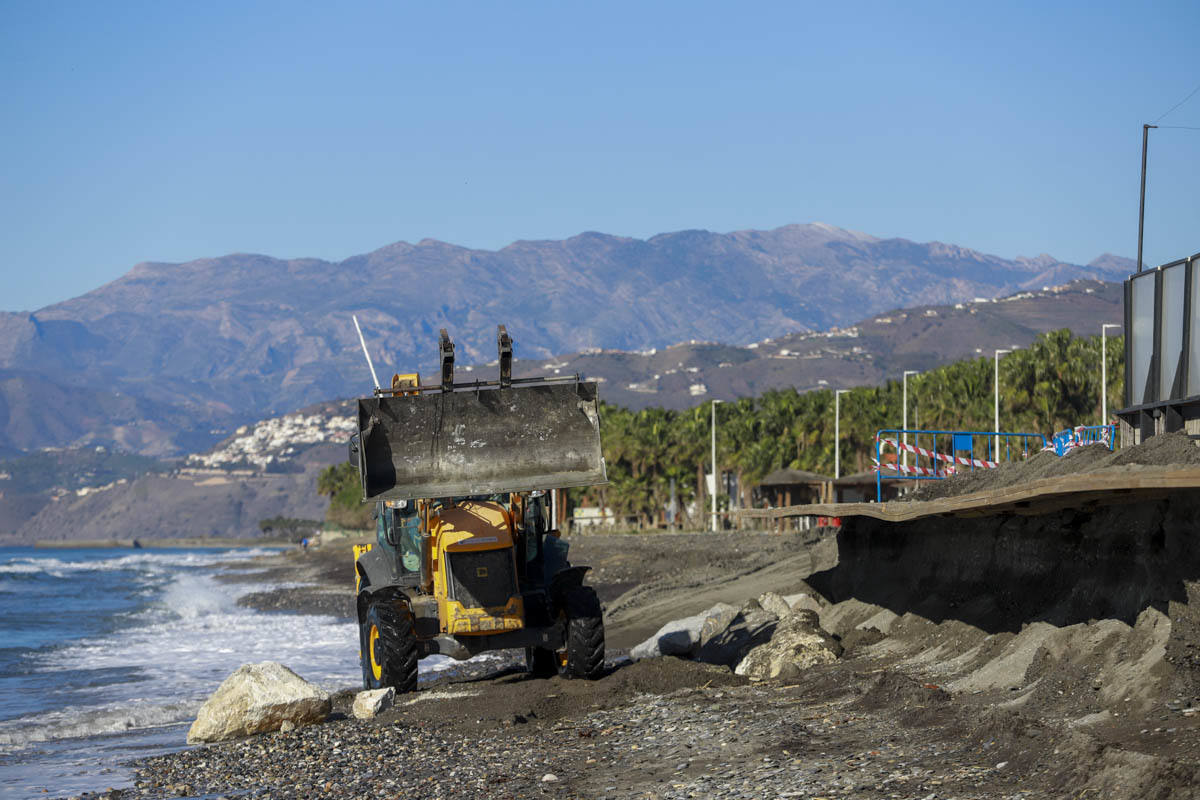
[710,399,722,533]
[834,389,850,480]
[994,348,1014,457]
[1101,324,1121,425]
[1138,124,1157,272]
[902,370,920,471]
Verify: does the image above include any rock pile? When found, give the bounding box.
[630,591,842,679]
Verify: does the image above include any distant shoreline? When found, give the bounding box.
[25,537,295,550]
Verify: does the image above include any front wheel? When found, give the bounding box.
[563,586,605,679]
[360,593,418,693]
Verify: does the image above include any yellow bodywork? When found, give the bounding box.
[353,543,373,594]
[391,373,420,396]
[430,500,524,636]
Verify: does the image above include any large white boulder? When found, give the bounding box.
[187,662,331,743]
[734,610,842,681]
[352,687,395,720]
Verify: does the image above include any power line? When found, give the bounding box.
[1154,81,1200,123]
[1158,125,1200,131]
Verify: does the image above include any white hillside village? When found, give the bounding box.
[186,409,356,471]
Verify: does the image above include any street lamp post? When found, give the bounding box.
[710,399,722,533]
[902,370,920,471]
[1101,324,1121,425]
[834,389,850,480]
[1138,124,1157,273]
[994,348,1014,457]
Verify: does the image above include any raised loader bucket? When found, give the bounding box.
[354,381,606,502]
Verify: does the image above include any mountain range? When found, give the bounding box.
[0,279,1124,542]
[0,223,1133,456]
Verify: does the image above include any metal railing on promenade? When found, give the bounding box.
[874,429,1049,502]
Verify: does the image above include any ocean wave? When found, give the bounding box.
[0,547,281,578]
[0,700,199,750]
[1,549,502,753]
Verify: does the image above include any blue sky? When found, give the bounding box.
[1,0,1198,311]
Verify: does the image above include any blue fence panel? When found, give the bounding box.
[874,429,1049,502]
[1051,424,1116,455]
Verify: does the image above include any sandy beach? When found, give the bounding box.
[66,524,1200,800]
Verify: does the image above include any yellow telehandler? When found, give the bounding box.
[348,326,607,692]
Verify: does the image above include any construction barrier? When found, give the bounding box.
[1049,424,1117,456]
[874,429,1048,502]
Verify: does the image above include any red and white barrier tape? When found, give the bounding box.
[871,459,954,477]
[877,437,999,470]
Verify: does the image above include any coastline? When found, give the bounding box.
[29,537,296,550]
[78,529,1200,800]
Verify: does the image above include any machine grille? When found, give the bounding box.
[448,550,516,609]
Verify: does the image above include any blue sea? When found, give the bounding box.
[0,546,363,799]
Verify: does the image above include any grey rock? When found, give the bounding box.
[758,591,793,619]
[698,602,740,648]
[631,603,742,660]
[783,592,824,615]
[695,609,779,668]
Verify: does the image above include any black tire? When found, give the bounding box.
[562,585,605,679]
[360,593,418,693]
[526,646,558,678]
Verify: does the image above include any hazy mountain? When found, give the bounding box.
[0,223,1130,456]
[1,280,1123,542]
[506,280,1123,411]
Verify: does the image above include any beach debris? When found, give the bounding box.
[352,687,396,720]
[734,609,842,681]
[187,662,331,743]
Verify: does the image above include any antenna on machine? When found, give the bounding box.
[352,314,381,391]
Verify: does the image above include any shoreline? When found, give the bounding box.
[77,528,1200,800]
[25,536,296,550]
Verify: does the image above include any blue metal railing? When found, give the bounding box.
[874,429,1049,502]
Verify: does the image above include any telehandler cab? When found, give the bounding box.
[347,326,608,692]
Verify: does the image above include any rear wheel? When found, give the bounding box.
[562,586,605,679]
[360,593,418,693]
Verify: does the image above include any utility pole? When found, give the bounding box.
[902,370,920,472]
[710,399,722,532]
[834,389,850,480]
[1138,124,1157,272]
[994,349,1013,456]
[1101,324,1121,425]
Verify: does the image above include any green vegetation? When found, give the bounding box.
[317,461,372,530]
[258,516,321,538]
[0,447,172,494]
[314,329,1124,531]
[571,329,1124,526]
